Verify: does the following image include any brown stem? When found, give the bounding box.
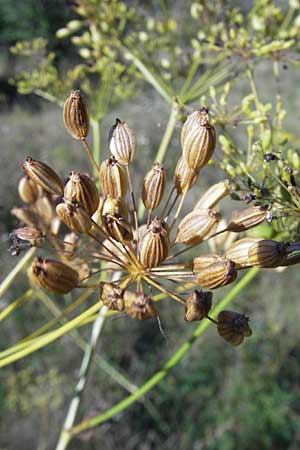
[82,139,100,172]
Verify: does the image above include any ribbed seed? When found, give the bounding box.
[18,176,42,204]
[195,180,231,210]
[142,162,167,210]
[109,118,137,165]
[185,290,212,322]
[173,157,199,194]
[176,208,220,245]
[56,201,92,234]
[63,90,90,140]
[181,108,216,171]
[11,226,45,245]
[103,213,133,243]
[28,256,79,294]
[248,239,288,268]
[225,237,260,269]
[281,243,300,266]
[124,291,158,320]
[194,258,237,290]
[217,310,252,346]
[21,156,64,196]
[100,282,125,311]
[139,218,170,268]
[99,157,127,198]
[227,205,268,232]
[64,171,99,216]
[193,254,222,273]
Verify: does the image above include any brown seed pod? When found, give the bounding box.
[100,282,125,311]
[18,176,42,204]
[109,118,137,165]
[227,206,268,232]
[21,157,64,196]
[28,256,79,294]
[280,242,300,266]
[217,310,252,346]
[194,180,231,210]
[56,201,92,234]
[176,208,221,245]
[194,258,237,290]
[181,108,216,171]
[248,239,288,268]
[142,162,167,211]
[193,254,222,273]
[11,206,40,227]
[173,156,199,194]
[139,218,170,268]
[64,171,99,216]
[11,226,45,245]
[99,157,128,198]
[225,237,260,269]
[63,90,90,140]
[103,213,133,243]
[185,290,212,322]
[124,291,158,320]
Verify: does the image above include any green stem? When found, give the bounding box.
[70,268,259,436]
[138,99,178,220]
[0,248,36,299]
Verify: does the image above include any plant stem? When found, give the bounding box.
[55,305,108,450]
[70,268,259,436]
[91,118,101,180]
[82,138,100,172]
[0,247,36,299]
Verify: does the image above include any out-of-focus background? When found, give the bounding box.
[1,1,300,449]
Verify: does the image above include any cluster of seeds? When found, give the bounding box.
[11,91,300,346]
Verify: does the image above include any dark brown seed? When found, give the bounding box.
[124,291,158,320]
[217,310,252,346]
[227,206,268,232]
[28,256,79,294]
[100,282,125,311]
[185,290,212,322]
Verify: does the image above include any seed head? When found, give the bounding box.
[139,218,170,268]
[225,237,260,269]
[176,208,220,245]
[28,256,79,294]
[18,176,42,204]
[99,157,127,198]
[124,291,158,320]
[248,239,288,268]
[21,156,64,196]
[142,162,167,211]
[63,90,90,140]
[100,282,125,311]
[56,201,92,234]
[64,171,99,216]
[227,205,268,232]
[109,118,137,165]
[217,310,252,346]
[194,258,237,290]
[181,108,216,171]
[185,290,212,322]
[173,156,199,194]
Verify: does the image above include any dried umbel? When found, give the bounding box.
[227,205,268,232]
[194,258,237,290]
[124,291,158,320]
[217,310,252,346]
[195,180,231,210]
[28,257,79,294]
[181,108,216,171]
[21,157,64,196]
[173,157,199,194]
[56,201,92,234]
[18,176,42,204]
[99,157,127,198]
[176,208,220,245]
[139,218,170,268]
[185,290,212,322]
[142,162,167,211]
[100,282,125,312]
[109,118,137,165]
[64,171,99,216]
[63,90,90,140]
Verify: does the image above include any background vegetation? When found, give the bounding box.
[1,1,300,449]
